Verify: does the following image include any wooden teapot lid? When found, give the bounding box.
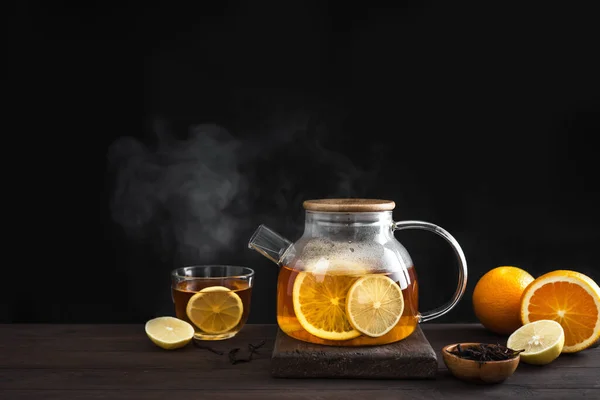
[303,198,396,212]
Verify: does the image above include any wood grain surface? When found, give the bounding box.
[0,324,598,399]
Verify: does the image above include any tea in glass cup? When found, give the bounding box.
[171,265,254,340]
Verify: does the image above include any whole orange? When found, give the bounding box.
[472,266,534,335]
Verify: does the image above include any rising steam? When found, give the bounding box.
[106,113,383,267]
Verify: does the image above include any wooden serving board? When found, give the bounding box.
[271,326,438,379]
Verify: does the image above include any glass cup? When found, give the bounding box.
[171,265,254,340]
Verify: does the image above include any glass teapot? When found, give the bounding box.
[248,198,467,346]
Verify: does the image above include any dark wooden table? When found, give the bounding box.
[1,324,598,399]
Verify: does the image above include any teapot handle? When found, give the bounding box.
[393,220,468,323]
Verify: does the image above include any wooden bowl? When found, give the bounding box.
[442,343,520,384]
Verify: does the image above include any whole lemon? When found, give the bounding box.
[472,266,534,335]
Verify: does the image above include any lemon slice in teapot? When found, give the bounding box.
[346,274,405,337]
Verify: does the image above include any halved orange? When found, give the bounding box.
[293,271,361,341]
[520,270,600,353]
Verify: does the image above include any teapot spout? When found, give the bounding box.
[248,224,292,266]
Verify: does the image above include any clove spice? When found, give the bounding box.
[228,339,267,365]
[449,343,524,362]
[192,340,224,355]
[193,339,267,365]
[228,348,248,365]
[248,339,266,359]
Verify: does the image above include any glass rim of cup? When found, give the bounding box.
[171,265,255,280]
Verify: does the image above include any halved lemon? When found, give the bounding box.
[520,270,600,353]
[507,319,565,365]
[145,316,195,350]
[293,271,361,341]
[186,286,243,334]
[346,274,404,337]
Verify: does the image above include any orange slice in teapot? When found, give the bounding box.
[292,271,361,341]
[346,274,404,337]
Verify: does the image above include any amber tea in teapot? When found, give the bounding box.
[277,264,419,346]
[249,199,467,347]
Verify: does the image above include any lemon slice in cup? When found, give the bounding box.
[507,319,565,365]
[346,274,404,337]
[186,286,243,334]
[145,316,195,350]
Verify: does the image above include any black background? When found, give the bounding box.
[5,2,599,325]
